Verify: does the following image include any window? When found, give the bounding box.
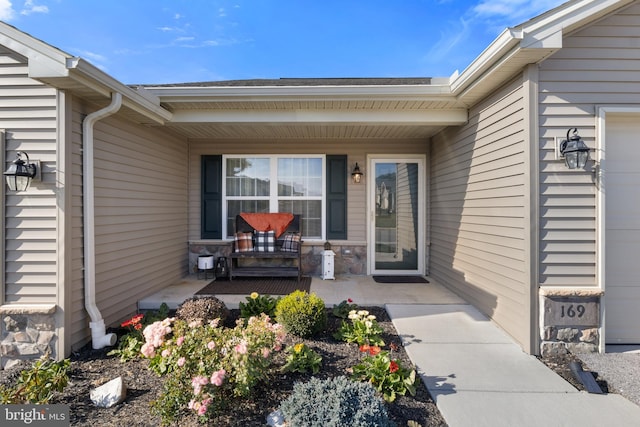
[224,156,324,239]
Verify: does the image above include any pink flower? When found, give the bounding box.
[140,343,155,358]
[198,397,212,415]
[177,357,186,367]
[210,368,226,386]
[235,340,248,355]
[143,321,171,348]
[262,348,271,358]
[176,336,185,346]
[192,375,209,385]
[197,403,207,416]
[191,375,209,395]
[161,349,171,358]
[207,341,216,350]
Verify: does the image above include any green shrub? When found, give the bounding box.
[334,309,385,347]
[176,296,229,324]
[351,350,416,403]
[144,314,286,424]
[239,292,280,319]
[0,357,70,404]
[279,376,395,427]
[274,290,326,338]
[332,298,358,319]
[281,343,322,374]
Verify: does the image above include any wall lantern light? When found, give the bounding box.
[559,128,590,170]
[351,163,363,184]
[3,151,39,191]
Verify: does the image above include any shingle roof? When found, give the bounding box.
[140,77,432,88]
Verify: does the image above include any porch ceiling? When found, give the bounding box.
[144,78,469,140]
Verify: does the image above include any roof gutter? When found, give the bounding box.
[449,28,524,97]
[83,92,122,350]
[65,58,172,124]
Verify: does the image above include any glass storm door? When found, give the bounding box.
[368,157,424,275]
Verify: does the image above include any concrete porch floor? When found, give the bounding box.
[137,275,466,310]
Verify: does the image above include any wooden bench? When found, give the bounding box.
[229,214,302,281]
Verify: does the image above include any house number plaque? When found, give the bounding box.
[543,296,599,327]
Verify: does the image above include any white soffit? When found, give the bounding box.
[170,108,468,126]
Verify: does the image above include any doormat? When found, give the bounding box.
[372,275,429,284]
[195,276,311,296]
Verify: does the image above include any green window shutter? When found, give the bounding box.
[201,155,222,239]
[326,155,347,240]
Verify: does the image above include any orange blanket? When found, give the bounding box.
[240,212,294,238]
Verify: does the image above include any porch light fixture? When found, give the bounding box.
[559,128,590,170]
[3,151,38,191]
[351,163,363,184]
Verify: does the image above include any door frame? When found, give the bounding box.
[366,154,426,275]
[597,106,640,349]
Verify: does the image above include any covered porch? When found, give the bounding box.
[137,275,466,311]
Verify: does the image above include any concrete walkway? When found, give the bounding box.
[139,276,640,426]
[387,304,640,427]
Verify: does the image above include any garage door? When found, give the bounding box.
[605,114,640,344]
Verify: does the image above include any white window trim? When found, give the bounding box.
[222,154,326,240]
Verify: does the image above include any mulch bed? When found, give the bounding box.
[0,307,609,427]
[1,308,448,426]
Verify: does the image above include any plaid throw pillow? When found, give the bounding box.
[254,230,275,252]
[280,233,300,252]
[234,232,254,252]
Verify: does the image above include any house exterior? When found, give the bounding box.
[2,0,640,367]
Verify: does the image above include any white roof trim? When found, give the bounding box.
[66,58,172,123]
[451,0,635,102]
[0,21,171,124]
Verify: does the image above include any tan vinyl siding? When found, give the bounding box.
[537,3,640,288]
[0,47,58,304]
[69,99,187,348]
[430,75,530,348]
[188,139,428,242]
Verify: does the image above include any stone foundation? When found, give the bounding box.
[188,241,367,278]
[0,304,57,370]
[539,289,602,356]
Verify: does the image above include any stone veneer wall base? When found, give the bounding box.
[0,304,57,370]
[539,288,603,356]
[188,241,367,278]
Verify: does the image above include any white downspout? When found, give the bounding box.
[83,92,122,349]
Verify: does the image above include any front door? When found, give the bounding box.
[368,156,425,275]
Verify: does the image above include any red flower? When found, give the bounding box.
[347,298,353,303]
[359,344,370,353]
[121,313,144,328]
[389,360,399,373]
[368,345,381,356]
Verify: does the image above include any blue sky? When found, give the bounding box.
[0,0,567,85]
